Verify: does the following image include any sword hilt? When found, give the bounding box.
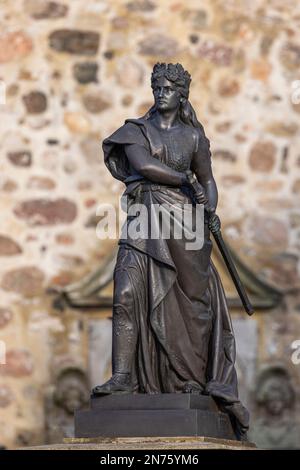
[185,170,209,207]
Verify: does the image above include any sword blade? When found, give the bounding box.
[212,230,254,316]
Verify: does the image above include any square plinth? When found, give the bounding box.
[75,394,236,440]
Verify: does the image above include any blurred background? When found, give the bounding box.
[0,0,300,449]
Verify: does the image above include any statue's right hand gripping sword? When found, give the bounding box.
[186,171,254,316]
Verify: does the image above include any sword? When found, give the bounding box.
[186,171,254,316]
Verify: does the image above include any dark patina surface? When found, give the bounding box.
[83,63,250,441]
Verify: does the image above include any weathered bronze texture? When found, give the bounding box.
[90,63,250,441]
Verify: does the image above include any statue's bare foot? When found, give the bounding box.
[182,381,204,395]
[92,373,132,396]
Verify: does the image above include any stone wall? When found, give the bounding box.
[0,0,300,448]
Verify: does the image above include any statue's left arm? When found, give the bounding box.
[191,128,218,212]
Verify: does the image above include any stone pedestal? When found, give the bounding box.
[20,436,256,450]
[75,394,237,440]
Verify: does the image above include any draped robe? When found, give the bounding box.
[102,117,249,440]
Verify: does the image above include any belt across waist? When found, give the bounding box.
[139,182,183,192]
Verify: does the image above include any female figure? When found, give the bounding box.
[93,63,249,440]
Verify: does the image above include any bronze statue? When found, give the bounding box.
[92,63,250,440]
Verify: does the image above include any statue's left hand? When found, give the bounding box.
[208,213,221,233]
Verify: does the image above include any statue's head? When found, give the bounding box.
[53,368,89,414]
[256,366,295,417]
[144,62,201,129]
[151,63,191,114]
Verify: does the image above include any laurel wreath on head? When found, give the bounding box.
[151,63,191,99]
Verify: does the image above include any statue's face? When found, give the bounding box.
[265,397,285,416]
[55,375,88,414]
[263,380,287,416]
[152,77,181,113]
